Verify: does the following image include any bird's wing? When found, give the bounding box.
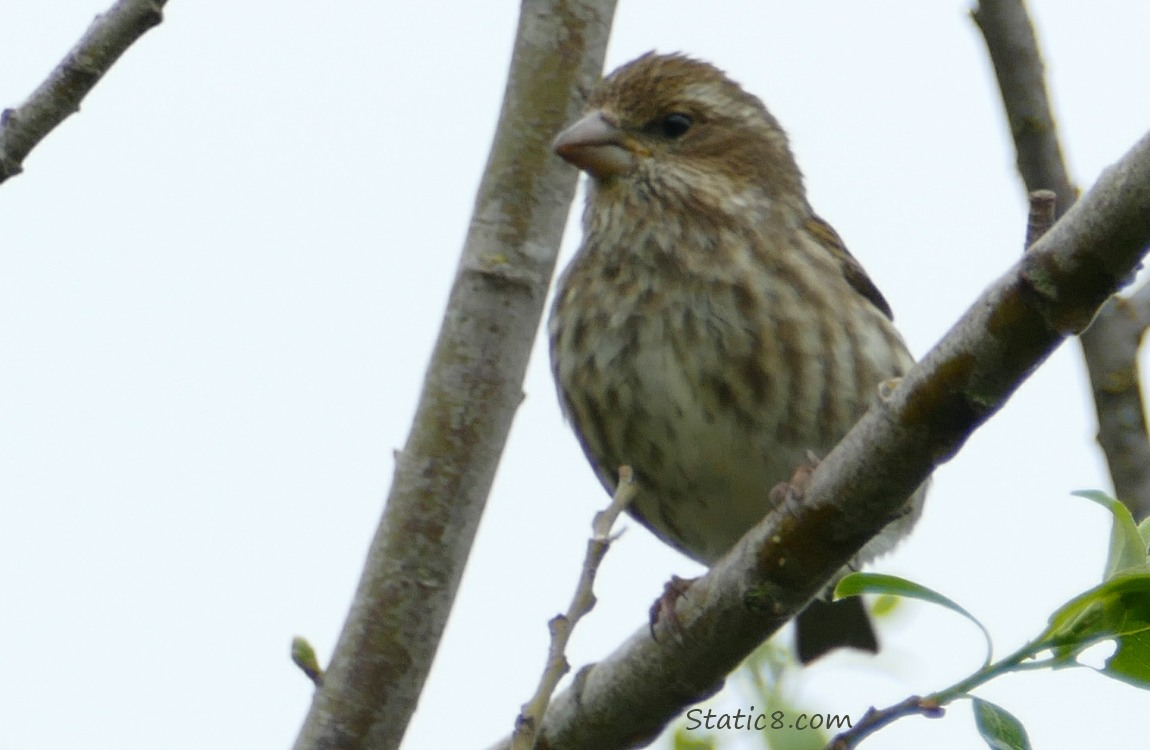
[804,214,894,320]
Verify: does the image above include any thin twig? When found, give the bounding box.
[826,625,1058,749]
[971,0,1076,215]
[826,696,944,750]
[0,0,167,183]
[512,468,637,750]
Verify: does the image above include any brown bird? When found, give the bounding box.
[549,52,926,662]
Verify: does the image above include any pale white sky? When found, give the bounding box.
[3,2,1149,749]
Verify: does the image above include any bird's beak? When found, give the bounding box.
[553,111,645,179]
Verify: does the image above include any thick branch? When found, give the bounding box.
[0,0,166,183]
[486,128,1150,750]
[289,2,616,750]
[973,0,1150,521]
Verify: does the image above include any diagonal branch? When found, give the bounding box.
[485,127,1150,750]
[973,0,1150,521]
[0,0,167,184]
[290,2,617,750]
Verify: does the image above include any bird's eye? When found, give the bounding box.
[658,113,693,139]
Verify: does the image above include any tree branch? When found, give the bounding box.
[1025,189,1057,249]
[485,127,1150,750]
[973,0,1150,521]
[1078,296,1150,521]
[289,2,617,750]
[512,468,637,750]
[0,0,167,184]
[827,696,944,750]
[971,0,1075,215]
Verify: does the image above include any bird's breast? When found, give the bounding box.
[550,222,911,563]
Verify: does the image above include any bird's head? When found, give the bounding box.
[553,52,805,210]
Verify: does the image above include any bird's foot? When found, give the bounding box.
[769,450,822,505]
[648,574,696,642]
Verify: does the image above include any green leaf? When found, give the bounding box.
[1041,572,1150,688]
[1138,516,1150,549]
[1106,628,1150,689]
[1071,490,1149,579]
[835,572,992,666]
[1044,573,1150,642]
[670,726,716,750]
[972,697,1031,750]
[869,592,902,618]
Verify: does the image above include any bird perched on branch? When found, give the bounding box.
[549,52,926,662]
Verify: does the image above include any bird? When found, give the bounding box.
[548,52,926,662]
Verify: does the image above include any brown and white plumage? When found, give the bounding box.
[549,53,925,660]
